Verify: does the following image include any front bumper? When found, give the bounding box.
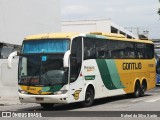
[19,93,69,104]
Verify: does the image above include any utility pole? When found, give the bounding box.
[143,30,149,38]
[158,0,160,15]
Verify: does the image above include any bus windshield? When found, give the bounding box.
[19,54,68,86]
[18,39,70,86]
[22,39,69,54]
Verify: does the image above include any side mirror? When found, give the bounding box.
[63,50,70,67]
[7,51,19,69]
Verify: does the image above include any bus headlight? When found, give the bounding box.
[18,90,28,94]
[54,90,68,95]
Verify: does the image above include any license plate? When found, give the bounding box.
[35,97,44,101]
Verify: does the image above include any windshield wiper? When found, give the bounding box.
[41,65,52,86]
[27,69,40,86]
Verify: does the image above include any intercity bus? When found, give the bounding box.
[8,32,156,109]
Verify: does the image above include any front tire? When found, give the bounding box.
[81,87,94,107]
[40,103,54,110]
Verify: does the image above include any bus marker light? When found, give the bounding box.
[80,73,83,76]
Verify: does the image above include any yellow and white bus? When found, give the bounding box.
[8,32,156,109]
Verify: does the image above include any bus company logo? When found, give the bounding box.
[84,66,95,72]
[38,90,42,95]
[27,86,36,91]
[123,62,142,70]
[72,90,81,100]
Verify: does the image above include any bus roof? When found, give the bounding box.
[89,32,153,44]
[24,32,80,40]
[24,32,153,44]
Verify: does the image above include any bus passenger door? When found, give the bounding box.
[69,75,84,103]
[68,37,84,103]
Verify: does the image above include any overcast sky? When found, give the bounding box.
[61,0,160,39]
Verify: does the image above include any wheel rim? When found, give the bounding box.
[141,85,146,93]
[136,88,139,96]
[135,83,140,97]
[140,84,146,96]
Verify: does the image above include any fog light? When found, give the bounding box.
[19,97,23,100]
[18,90,28,94]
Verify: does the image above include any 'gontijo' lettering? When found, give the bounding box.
[123,62,142,70]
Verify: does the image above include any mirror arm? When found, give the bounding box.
[7,51,19,69]
[63,50,70,67]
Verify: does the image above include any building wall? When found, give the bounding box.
[0,0,60,97]
[62,19,138,39]
[152,39,160,55]
[0,0,60,45]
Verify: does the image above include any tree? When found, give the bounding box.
[158,0,160,15]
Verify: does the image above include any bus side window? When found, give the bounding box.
[84,38,96,60]
[70,37,82,83]
[84,47,90,59]
[136,43,145,59]
[146,44,154,59]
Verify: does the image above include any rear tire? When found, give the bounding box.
[81,87,94,107]
[132,82,141,98]
[40,103,54,110]
[140,82,147,97]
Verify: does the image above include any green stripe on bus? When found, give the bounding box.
[105,60,125,89]
[96,59,125,90]
[86,34,107,39]
[42,85,63,92]
[96,59,116,90]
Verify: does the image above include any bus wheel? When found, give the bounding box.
[140,82,147,97]
[40,103,54,110]
[81,87,94,107]
[133,82,140,98]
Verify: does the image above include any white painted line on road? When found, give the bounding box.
[145,98,160,102]
[131,99,143,102]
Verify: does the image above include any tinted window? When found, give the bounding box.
[107,40,135,59]
[136,43,146,59]
[145,44,154,59]
[96,39,108,59]
[84,38,96,60]
[83,37,154,60]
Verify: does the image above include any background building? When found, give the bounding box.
[152,39,160,56]
[0,0,60,45]
[0,0,60,59]
[62,19,138,39]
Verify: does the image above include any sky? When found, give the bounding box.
[61,0,160,39]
